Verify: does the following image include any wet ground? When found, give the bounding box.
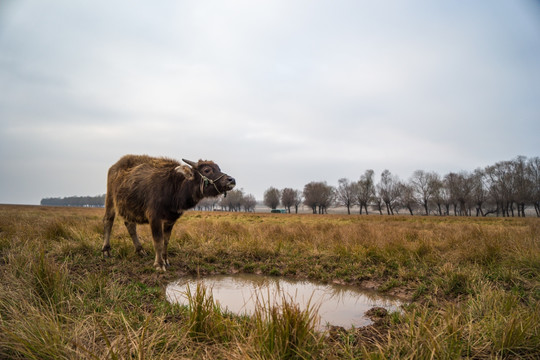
[166,274,404,329]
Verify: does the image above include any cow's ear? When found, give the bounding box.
[175,165,194,180]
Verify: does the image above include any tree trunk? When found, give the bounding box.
[476,205,484,217]
[364,204,369,215]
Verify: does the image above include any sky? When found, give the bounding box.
[1,0,539,205]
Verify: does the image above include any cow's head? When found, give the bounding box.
[181,159,236,197]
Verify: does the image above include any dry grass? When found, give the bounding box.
[0,205,539,359]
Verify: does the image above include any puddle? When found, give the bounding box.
[166,274,404,329]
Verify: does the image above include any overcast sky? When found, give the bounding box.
[1,0,539,205]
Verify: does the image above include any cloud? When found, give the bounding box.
[0,0,539,204]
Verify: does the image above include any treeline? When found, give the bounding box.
[40,195,106,207]
[263,156,540,217]
[196,188,258,212]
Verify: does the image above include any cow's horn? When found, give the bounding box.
[182,159,197,168]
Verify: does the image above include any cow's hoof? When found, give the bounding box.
[154,263,167,272]
[102,246,111,257]
[164,259,171,267]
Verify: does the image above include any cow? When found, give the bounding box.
[101,154,236,271]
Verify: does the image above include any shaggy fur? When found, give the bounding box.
[102,154,235,271]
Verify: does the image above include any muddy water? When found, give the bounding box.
[166,274,403,329]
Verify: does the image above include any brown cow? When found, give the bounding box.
[102,154,236,271]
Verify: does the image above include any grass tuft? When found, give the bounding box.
[43,218,73,241]
[252,293,322,359]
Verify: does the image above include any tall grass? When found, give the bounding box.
[0,249,76,359]
[249,290,321,359]
[0,205,539,358]
[184,283,235,342]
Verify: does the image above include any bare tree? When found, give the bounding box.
[242,194,257,212]
[512,156,532,217]
[439,185,452,216]
[454,172,475,216]
[263,187,281,210]
[483,167,500,216]
[445,172,471,216]
[281,188,297,213]
[356,169,375,215]
[303,182,319,214]
[410,170,439,215]
[293,190,303,214]
[373,195,384,215]
[303,181,335,214]
[444,172,459,215]
[336,178,357,215]
[528,157,540,217]
[470,168,494,216]
[319,183,336,214]
[377,170,400,215]
[485,162,515,217]
[397,182,416,215]
[220,189,244,211]
[430,175,447,215]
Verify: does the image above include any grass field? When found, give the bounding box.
[0,204,539,359]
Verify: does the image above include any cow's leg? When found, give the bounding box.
[150,218,166,271]
[124,221,145,255]
[163,221,175,267]
[102,197,115,257]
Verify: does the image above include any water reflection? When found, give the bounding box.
[166,274,403,329]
